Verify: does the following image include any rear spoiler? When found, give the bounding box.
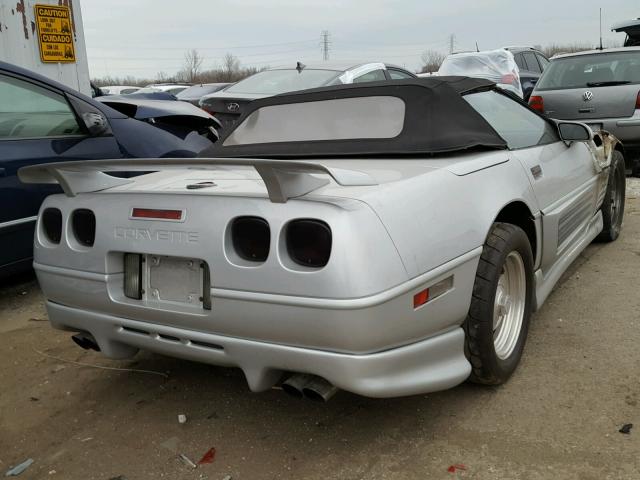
[18,158,377,203]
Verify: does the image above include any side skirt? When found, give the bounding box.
[533,211,603,311]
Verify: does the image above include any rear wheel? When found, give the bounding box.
[597,150,626,242]
[464,223,534,385]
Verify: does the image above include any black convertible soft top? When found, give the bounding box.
[200,76,508,158]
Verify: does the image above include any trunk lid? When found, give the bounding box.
[537,84,638,120]
[199,92,266,131]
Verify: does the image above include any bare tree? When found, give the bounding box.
[181,49,204,83]
[220,53,241,82]
[541,43,593,58]
[92,56,267,88]
[155,71,170,83]
[420,50,446,74]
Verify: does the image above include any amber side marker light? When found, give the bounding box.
[413,289,429,308]
[131,208,183,221]
[413,276,454,309]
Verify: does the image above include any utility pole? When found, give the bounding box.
[599,8,603,50]
[449,33,456,54]
[321,30,331,61]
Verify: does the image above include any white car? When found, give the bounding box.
[20,77,625,400]
[144,83,191,95]
[100,85,140,95]
[439,49,524,97]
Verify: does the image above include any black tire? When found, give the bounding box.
[631,157,640,178]
[597,150,626,242]
[463,223,534,385]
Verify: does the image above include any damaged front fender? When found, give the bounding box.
[587,130,622,173]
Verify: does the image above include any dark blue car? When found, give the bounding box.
[0,62,220,277]
[503,47,550,101]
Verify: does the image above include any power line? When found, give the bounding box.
[86,38,319,51]
[332,37,448,49]
[90,46,320,62]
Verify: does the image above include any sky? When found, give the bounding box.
[80,0,639,79]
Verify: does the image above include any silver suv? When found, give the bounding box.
[529,47,640,175]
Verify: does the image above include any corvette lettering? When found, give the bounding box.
[114,227,199,244]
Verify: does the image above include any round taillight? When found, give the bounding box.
[71,209,96,247]
[231,216,270,262]
[42,208,62,244]
[286,219,332,268]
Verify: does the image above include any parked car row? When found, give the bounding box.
[100,85,140,95]
[98,83,193,97]
[176,83,230,105]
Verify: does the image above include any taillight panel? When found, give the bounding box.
[41,208,62,244]
[286,219,332,268]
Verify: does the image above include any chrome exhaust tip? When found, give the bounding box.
[281,373,308,398]
[301,376,338,402]
[281,374,338,402]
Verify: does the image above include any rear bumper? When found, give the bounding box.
[35,248,480,354]
[45,301,471,398]
[38,248,481,397]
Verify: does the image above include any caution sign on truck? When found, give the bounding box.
[34,4,76,63]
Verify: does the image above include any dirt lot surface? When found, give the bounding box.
[1,181,639,480]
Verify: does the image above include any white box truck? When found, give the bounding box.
[0,0,90,95]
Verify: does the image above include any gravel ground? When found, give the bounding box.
[1,180,639,480]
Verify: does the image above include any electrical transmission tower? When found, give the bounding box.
[321,30,331,61]
[449,33,456,54]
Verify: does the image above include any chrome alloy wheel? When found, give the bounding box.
[493,251,526,360]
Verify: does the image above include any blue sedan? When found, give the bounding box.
[0,62,220,277]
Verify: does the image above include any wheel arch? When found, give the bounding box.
[492,201,539,268]
[594,131,626,169]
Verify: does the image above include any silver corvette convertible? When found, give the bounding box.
[19,77,625,400]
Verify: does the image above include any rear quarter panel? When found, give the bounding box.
[351,153,540,278]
